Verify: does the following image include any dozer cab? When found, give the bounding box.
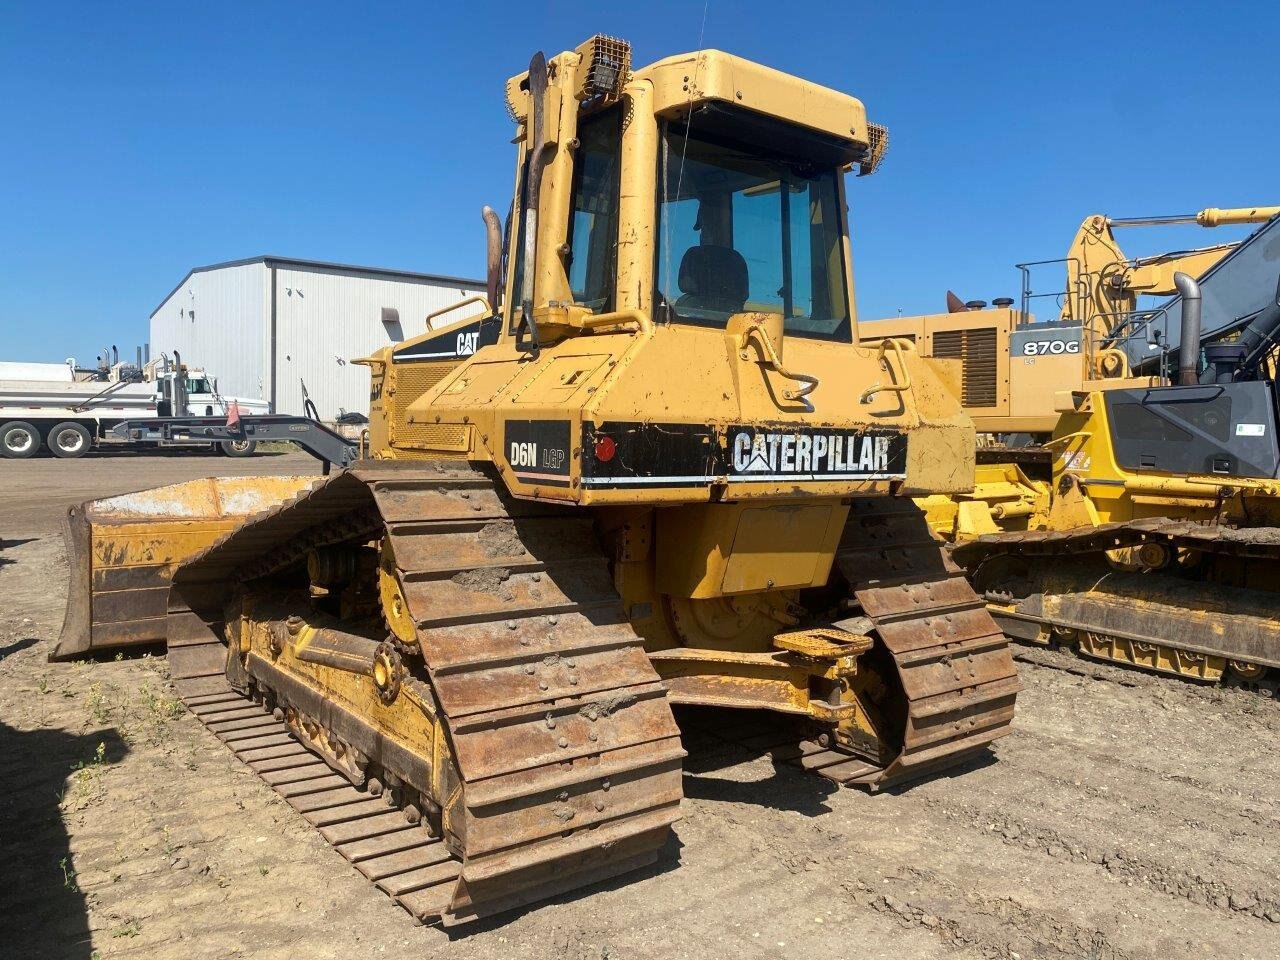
[59,36,1018,924]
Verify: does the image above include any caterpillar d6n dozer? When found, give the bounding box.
[65,36,1018,925]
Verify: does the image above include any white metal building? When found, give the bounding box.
[149,256,485,418]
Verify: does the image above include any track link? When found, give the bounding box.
[168,651,463,918]
[955,518,1280,682]
[165,461,684,925]
[834,498,1020,787]
[684,499,1021,790]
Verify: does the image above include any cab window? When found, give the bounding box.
[565,107,622,312]
[655,123,851,341]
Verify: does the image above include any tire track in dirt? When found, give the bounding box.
[842,869,1135,960]
[988,726,1279,845]
[953,663,1280,927]
[688,776,1139,960]
[995,726,1278,814]
[921,794,1280,923]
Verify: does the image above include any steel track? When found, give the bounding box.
[161,463,1021,923]
[956,517,1280,685]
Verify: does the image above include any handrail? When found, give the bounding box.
[425,295,493,328]
[1041,430,1091,447]
[1016,256,1083,321]
[577,308,654,335]
[859,337,913,404]
[739,321,818,401]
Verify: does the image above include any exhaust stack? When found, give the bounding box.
[1174,271,1201,386]
[482,205,502,311]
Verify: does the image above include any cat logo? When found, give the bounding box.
[729,429,896,478]
[456,331,480,355]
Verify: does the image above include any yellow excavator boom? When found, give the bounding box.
[1064,205,1280,335]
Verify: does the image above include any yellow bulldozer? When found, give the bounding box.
[874,206,1280,688]
[55,36,1018,924]
[953,262,1280,688]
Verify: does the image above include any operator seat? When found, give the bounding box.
[675,244,749,317]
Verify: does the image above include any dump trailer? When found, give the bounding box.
[62,36,1018,925]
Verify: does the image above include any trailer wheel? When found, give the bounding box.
[220,439,258,458]
[48,421,93,459]
[0,421,41,459]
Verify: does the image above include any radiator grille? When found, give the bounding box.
[932,328,997,407]
[398,422,470,451]
[390,361,457,446]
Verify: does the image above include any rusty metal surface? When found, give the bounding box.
[166,461,683,926]
[53,476,316,661]
[954,518,1280,674]
[833,498,1020,788]
[372,474,683,923]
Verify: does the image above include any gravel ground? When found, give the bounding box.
[1,452,1277,960]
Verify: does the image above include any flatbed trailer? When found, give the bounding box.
[0,412,265,460]
[111,415,359,470]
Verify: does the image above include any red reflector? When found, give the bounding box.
[594,436,617,462]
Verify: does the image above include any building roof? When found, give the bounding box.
[151,255,485,318]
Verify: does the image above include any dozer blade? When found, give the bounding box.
[54,476,316,661]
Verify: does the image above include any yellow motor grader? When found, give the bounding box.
[56,36,1018,924]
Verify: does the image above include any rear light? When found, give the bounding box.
[593,436,617,462]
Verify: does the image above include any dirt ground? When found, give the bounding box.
[1,452,1277,960]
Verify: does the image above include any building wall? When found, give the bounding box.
[149,260,485,418]
[271,265,485,418]
[149,262,269,404]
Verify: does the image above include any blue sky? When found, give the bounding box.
[2,1,1276,364]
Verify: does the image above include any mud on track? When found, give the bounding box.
[1,453,1277,959]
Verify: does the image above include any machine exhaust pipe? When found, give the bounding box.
[482,205,503,312]
[1174,271,1201,386]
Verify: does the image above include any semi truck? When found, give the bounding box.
[0,348,270,459]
